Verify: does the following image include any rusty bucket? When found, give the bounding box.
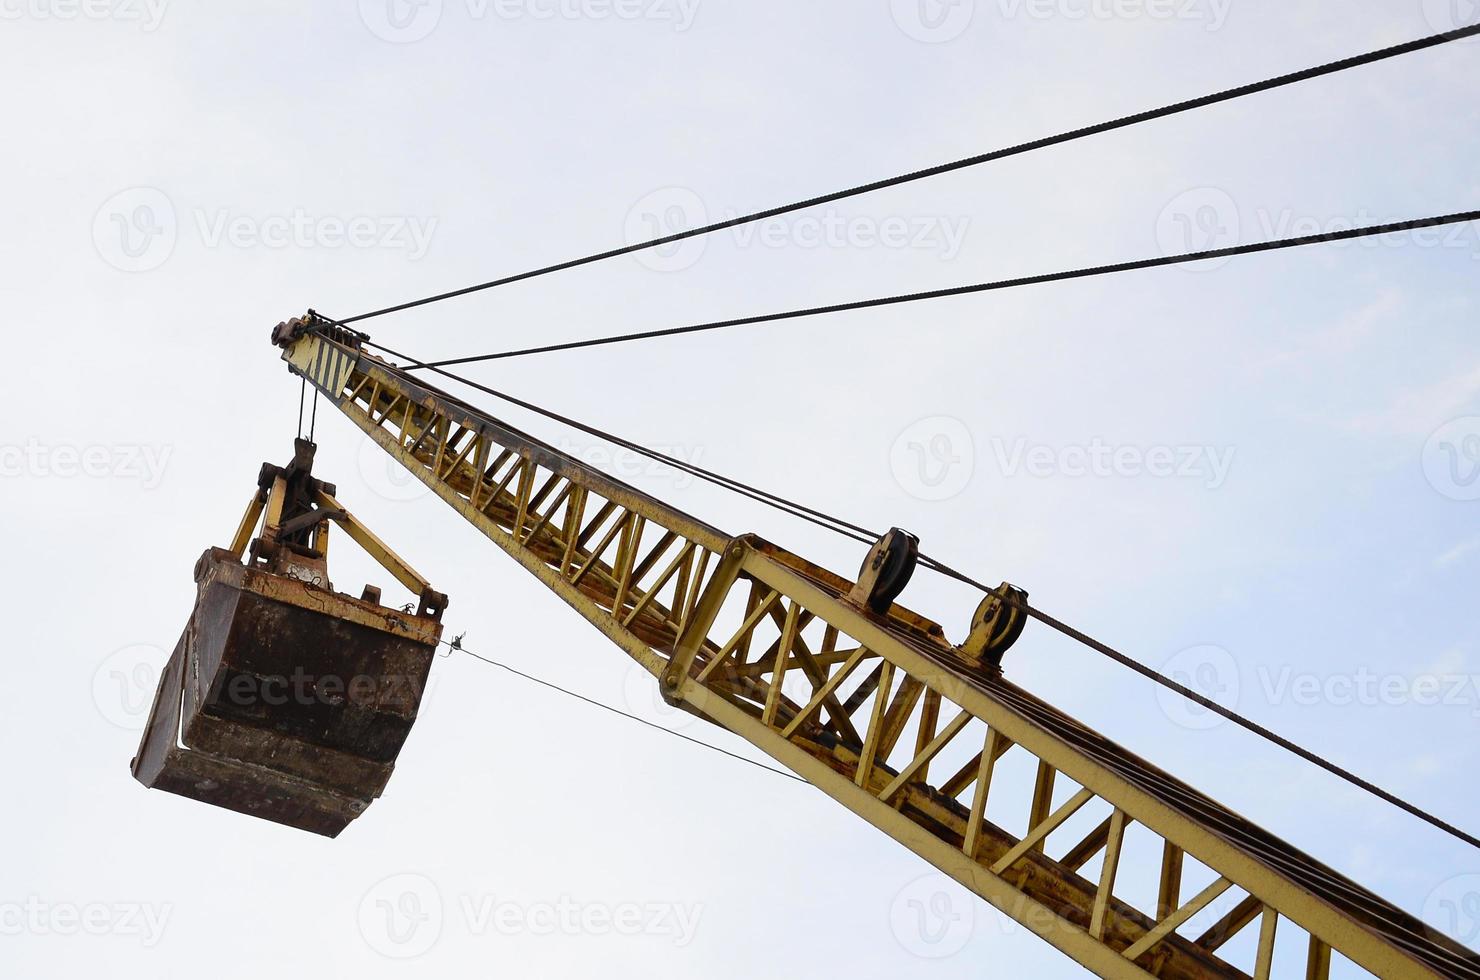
[131,443,446,837]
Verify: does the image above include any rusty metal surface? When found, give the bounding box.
[748,544,1480,980]
[132,549,442,837]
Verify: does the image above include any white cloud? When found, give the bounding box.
[1343,362,1480,440]
[1436,536,1480,570]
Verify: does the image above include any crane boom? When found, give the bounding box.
[275,319,1480,980]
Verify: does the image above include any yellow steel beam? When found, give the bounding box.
[278,327,1480,980]
[227,491,267,560]
[317,490,432,598]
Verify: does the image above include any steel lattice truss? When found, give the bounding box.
[283,329,1480,980]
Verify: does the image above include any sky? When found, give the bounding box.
[2,1,1480,977]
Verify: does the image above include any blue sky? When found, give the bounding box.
[2,2,1478,977]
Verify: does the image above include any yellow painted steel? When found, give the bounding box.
[317,490,432,597]
[226,464,441,621]
[278,327,1480,980]
[227,492,267,560]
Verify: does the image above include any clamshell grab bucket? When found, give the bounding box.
[131,442,446,837]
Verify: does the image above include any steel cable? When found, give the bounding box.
[410,209,1480,368]
[330,336,1480,849]
[338,23,1480,327]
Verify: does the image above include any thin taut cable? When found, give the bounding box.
[919,556,1480,850]
[412,209,1480,368]
[352,333,882,547]
[339,23,1480,326]
[450,642,807,783]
